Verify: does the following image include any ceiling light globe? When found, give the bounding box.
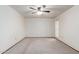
[37,11,43,15]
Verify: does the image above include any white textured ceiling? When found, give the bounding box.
[10,5,73,18]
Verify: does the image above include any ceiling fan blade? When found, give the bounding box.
[43,11,50,13]
[29,7,36,10]
[42,5,46,8]
[37,7,41,11]
[31,12,36,14]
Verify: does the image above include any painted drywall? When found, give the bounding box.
[55,6,79,51]
[0,6,25,53]
[25,18,55,37]
[55,20,59,38]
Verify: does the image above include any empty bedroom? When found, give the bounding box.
[0,5,79,54]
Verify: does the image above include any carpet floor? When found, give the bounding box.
[4,38,79,54]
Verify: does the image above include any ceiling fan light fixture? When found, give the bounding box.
[36,11,43,15]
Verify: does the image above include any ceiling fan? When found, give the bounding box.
[29,5,51,15]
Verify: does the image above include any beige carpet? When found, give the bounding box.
[4,38,79,54]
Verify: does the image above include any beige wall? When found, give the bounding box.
[0,6,26,53]
[25,18,55,37]
[55,6,79,51]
